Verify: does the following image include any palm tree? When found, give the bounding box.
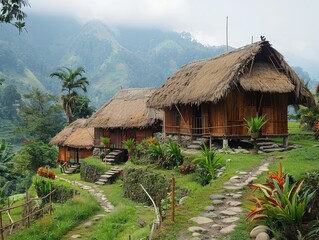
[50,66,89,124]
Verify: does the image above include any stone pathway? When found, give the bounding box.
[186,157,276,240]
[57,177,115,239]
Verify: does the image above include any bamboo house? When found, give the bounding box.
[148,40,315,144]
[49,119,94,163]
[85,88,163,148]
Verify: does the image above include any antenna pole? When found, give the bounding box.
[226,16,229,52]
[251,36,253,44]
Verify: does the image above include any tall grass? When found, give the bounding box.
[7,191,100,240]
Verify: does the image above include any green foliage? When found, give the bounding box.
[192,145,222,185]
[0,84,21,119]
[0,139,14,180]
[122,138,135,149]
[244,114,268,136]
[71,95,95,120]
[166,139,184,167]
[122,168,169,206]
[100,136,110,146]
[298,106,319,132]
[80,157,109,182]
[0,0,29,31]
[246,164,315,239]
[16,88,66,143]
[7,191,100,240]
[13,141,58,173]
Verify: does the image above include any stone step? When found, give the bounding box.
[262,148,285,153]
[192,140,204,144]
[100,174,113,178]
[257,141,276,146]
[104,158,115,162]
[97,178,108,183]
[95,181,106,185]
[188,144,201,149]
[260,144,279,150]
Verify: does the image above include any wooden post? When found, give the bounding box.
[49,186,52,215]
[26,190,30,228]
[0,211,4,240]
[171,176,175,222]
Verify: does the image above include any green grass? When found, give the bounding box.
[82,156,110,173]
[7,188,100,240]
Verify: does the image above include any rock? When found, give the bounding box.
[82,221,93,228]
[221,217,240,223]
[224,185,243,190]
[204,206,215,211]
[256,232,270,240]
[211,224,221,229]
[137,218,146,227]
[226,159,232,163]
[227,207,242,213]
[192,232,201,237]
[220,224,236,234]
[238,171,248,175]
[190,216,213,224]
[230,175,240,181]
[210,194,225,200]
[250,225,271,238]
[219,210,237,216]
[191,237,201,240]
[226,201,242,206]
[232,193,242,199]
[71,235,82,239]
[179,196,189,205]
[200,212,218,219]
[212,199,223,205]
[188,226,208,233]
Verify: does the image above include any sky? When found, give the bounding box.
[27,0,318,77]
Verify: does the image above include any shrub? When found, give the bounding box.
[192,145,222,185]
[80,157,109,182]
[37,167,55,179]
[246,164,315,239]
[122,168,169,206]
[166,139,184,168]
[33,176,74,204]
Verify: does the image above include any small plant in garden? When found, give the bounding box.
[246,163,315,240]
[100,136,110,147]
[147,141,166,163]
[123,138,135,159]
[178,163,195,174]
[166,139,184,168]
[244,114,268,137]
[192,145,222,185]
[37,167,56,179]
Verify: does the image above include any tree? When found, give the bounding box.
[16,88,66,143]
[0,0,29,31]
[50,66,90,124]
[72,95,95,119]
[0,84,21,119]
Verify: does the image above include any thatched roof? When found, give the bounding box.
[85,88,163,129]
[148,41,315,108]
[49,119,94,148]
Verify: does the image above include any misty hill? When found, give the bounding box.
[0,15,317,107]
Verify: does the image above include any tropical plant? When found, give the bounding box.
[244,114,268,137]
[50,66,89,124]
[147,141,166,164]
[100,136,110,147]
[192,145,222,185]
[123,138,135,160]
[166,139,184,168]
[0,139,14,181]
[0,0,29,31]
[246,164,315,239]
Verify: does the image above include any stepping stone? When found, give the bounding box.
[224,185,243,190]
[188,226,208,233]
[95,181,105,185]
[226,201,242,206]
[220,210,237,216]
[212,199,223,205]
[245,177,257,184]
[82,221,93,228]
[250,225,271,238]
[204,206,215,211]
[71,235,82,238]
[200,212,218,219]
[192,232,201,237]
[191,237,201,240]
[210,194,225,200]
[232,193,242,199]
[211,224,221,229]
[190,217,213,224]
[221,216,240,223]
[220,224,236,234]
[227,207,242,213]
[229,175,240,181]
[238,171,248,175]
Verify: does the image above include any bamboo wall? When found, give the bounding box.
[163,89,288,137]
[58,146,69,162]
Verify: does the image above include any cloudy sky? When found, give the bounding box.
[27,0,318,76]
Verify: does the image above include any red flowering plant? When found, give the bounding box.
[23,139,36,145]
[315,120,319,140]
[178,163,196,174]
[37,167,56,179]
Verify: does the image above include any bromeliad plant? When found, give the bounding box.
[123,138,135,160]
[246,164,315,239]
[244,114,268,138]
